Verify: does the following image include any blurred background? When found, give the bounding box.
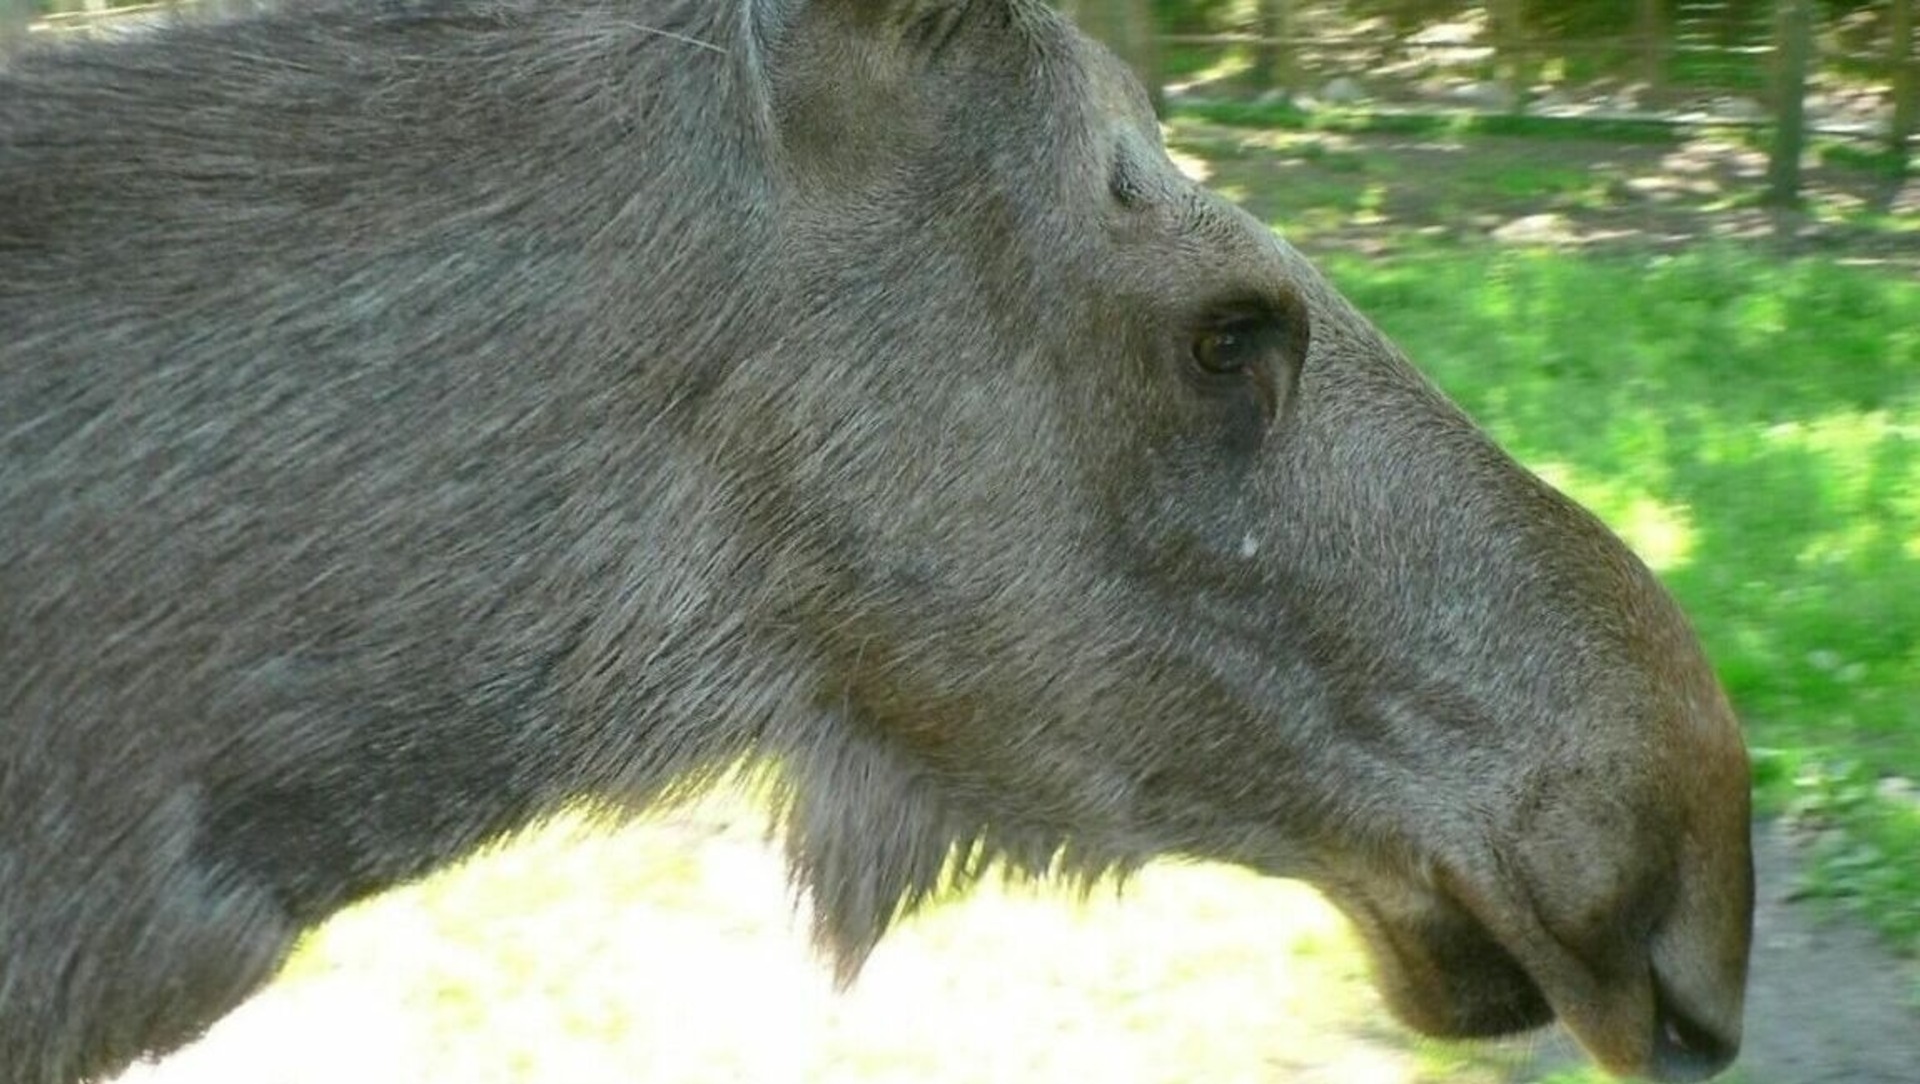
[6,1,1916,1081]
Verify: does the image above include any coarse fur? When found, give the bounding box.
[0,2,1752,1082]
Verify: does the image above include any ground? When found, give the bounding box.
[1164,117,1920,275]
[1743,821,1920,1084]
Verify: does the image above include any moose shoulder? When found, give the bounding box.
[0,0,1753,1081]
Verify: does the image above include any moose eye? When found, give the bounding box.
[1191,319,1266,376]
[1182,307,1304,426]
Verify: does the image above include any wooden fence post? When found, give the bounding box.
[1891,0,1917,180]
[1766,0,1813,207]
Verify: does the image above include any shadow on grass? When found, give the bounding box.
[1167,115,1920,271]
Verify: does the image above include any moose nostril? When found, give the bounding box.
[1648,984,1740,1083]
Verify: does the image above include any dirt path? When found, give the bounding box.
[1737,822,1920,1084]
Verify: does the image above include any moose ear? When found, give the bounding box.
[749,0,1007,179]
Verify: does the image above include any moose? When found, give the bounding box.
[0,0,1753,1081]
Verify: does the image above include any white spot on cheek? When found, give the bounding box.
[1239,533,1260,559]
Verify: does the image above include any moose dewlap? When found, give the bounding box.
[0,1,1753,1082]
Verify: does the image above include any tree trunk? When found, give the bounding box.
[1637,0,1670,103]
[1766,0,1812,207]
[1486,0,1530,111]
[1252,0,1293,99]
[1891,0,1917,181]
[1062,0,1163,113]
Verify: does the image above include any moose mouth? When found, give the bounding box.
[1332,879,1741,1084]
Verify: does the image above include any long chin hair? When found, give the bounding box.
[750,723,1145,985]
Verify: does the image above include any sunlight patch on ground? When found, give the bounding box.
[125,791,1560,1084]
[101,789,1716,1083]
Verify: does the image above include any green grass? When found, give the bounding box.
[1315,242,1920,952]
[1818,142,1907,176]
